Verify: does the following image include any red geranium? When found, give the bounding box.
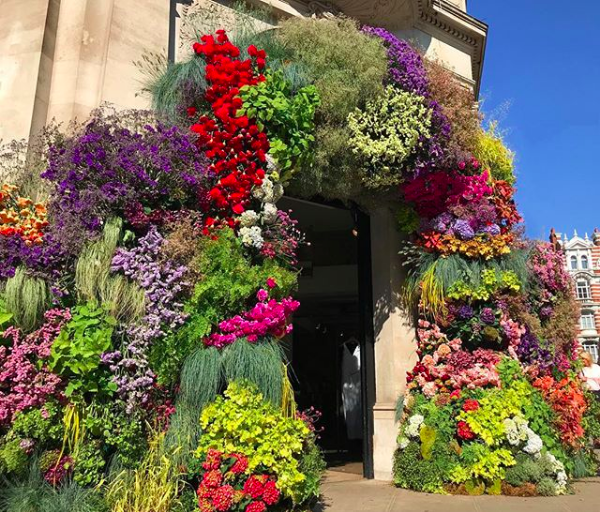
[457,420,475,440]
[462,399,480,412]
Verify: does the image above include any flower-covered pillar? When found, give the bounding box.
[370,207,418,480]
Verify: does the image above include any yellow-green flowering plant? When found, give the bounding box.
[196,381,318,505]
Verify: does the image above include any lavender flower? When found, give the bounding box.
[109,227,188,411]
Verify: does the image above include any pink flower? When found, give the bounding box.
[256,289,269,302]
[266,278,277,289]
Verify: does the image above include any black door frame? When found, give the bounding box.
[354,207,376,479]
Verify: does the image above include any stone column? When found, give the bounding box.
[369,207,418,481]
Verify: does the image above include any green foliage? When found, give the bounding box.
[151,228,297,384]
[582,390,600,441]
[474,123,515,184]
[164,346,221,465]
[447,269,521,302]
[297,439,327,505]
[277,17,387,124]
[221,338,285,407]
[450,444,515,484]
[348,87,432,189]
[536,477,557,496]
[0,438,28,476]
[393,443,445,493]
[73,441,105,487]
[403,249,530,312]
[238,71,319,183]
[48,303,117,398]
[75,218,146,324]
[3,267,50,332]
[0,465,107,512]
[419,425,436,460]
[196,381,321,504]
[9,404,63,446]
[504,454,544,486]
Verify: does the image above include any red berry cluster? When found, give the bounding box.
[197,449,281,512]
[191,30,269,226]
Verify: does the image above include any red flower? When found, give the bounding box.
[187,106,197,117]
[243,475,265,499]
[457,421,475,440]
[262,480,280,505]
[230,453,249,475]
[202,469,223,488]
[245,502,266,512]
[462,399,480,412]
[212,485,235,512]
[266,278,277,289]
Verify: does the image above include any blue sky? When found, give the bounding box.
[469,1,600,241]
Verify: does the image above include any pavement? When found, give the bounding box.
[317,470,600,512]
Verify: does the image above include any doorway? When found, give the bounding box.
[281,197,374,478]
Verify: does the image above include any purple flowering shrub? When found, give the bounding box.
[41,108,210,261]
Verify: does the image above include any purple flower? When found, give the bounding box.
[452,219,475,240]
[480,308,496,324]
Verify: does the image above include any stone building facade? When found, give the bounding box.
[0,0,488,481]
[559,230,600,362]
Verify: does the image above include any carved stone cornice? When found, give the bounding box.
[416,0,487,97]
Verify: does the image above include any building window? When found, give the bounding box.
[581,255,589,269]
[582,341,599,363]
[576,279,591,300]
[570,255,578,269]
[581,313,595,330]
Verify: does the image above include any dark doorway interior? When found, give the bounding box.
[280,198,364,476]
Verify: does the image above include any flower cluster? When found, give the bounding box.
[191,31,269,223]
[0,309,69,426]
[196,449,280,512]
[205,287,300,348]
[0,184,48,244]
[107,227,188,410]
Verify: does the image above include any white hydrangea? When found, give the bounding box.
[240,210,259,227]
[254,177,274,202]
[239,226,264,249]
[397,436,410,449]
[405,414,424,438]
[542,453,568,494]
[504,416,529,446]
[262,202,278,224]
[523,427,543,455]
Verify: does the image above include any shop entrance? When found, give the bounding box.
[280,198,375,478]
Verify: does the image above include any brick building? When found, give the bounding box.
[560,229,600,362]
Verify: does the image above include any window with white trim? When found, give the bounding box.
[582,341,599,363]
[570,255,578,270]
[581,313,595,330]
[577,279,591,300]
[581,255,589,270]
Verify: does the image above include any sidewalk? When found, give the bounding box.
[317,471,600,512]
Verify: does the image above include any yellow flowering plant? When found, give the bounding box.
[196,381,317,504]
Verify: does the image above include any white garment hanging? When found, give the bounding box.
[341,341,362,440]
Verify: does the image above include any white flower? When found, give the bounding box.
[405,414,424,438]
[262,203,278,224]
[504,416,529,446]
[523,428,543,455]
[254,177,275,202]
[240,210,259,227]
[398,436,410,449]
[239,226,264,249]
